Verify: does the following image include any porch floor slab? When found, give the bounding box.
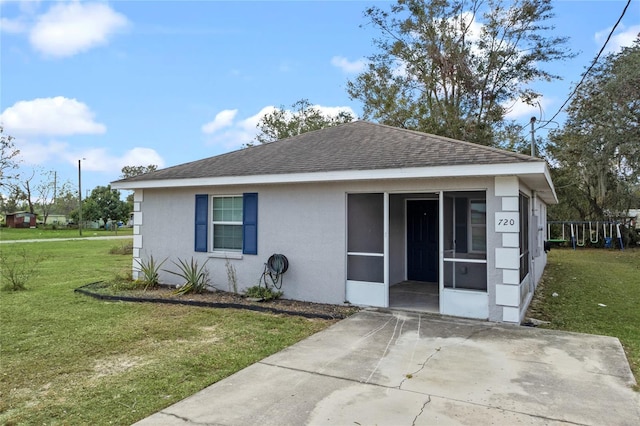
[134,310,639,426]
[389,280,439,313]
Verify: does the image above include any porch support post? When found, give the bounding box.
[383,192,389,308]
[438,190,444,314]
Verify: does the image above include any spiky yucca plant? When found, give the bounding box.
[164,258,210,295]
[133,255,167,290]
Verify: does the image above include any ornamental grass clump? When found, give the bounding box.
[134,255,166,290]
[164,258,210,295]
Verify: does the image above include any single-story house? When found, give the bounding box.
[628,209,640,230]
[5,211,37,228]
[37,214,68,226]
[111,121,557,323]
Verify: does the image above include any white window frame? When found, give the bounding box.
[211,195,243,252]
[469,199,487,253]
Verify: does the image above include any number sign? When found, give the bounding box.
[495,212,519,232]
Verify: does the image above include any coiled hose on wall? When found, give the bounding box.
[262,254,289,289]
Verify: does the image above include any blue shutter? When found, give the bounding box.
[194,194,208,252]
[243,193,258,255]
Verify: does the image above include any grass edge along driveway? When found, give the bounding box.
[527,248,639,389]
[0,239,337,425]
[1,241,637,424]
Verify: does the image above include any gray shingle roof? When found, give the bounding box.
[114,121,541,183]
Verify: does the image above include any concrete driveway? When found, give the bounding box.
[135,310,639,425]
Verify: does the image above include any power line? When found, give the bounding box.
[536,0,632,131]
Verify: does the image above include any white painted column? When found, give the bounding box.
[438,190,444,315]
[383,192,389,308]
[494,177,521,323]
[132,190,144,280]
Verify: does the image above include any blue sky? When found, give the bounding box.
[1,0,639,196]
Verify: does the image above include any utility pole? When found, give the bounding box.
[530,117,536,157]
[78,159,83,236]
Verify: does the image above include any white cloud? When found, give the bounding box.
[29,1,129,58]
[314,104,356,118]
[595,24,640,54]
[201,104,357,150]
[0,17,27,34]
[13,138,164,176]
[201,109,238,134]
[449,11,481,43]
[0,96,106,136]
[16,139,70,166]
[201,106,276,150]
[238,106,278,132]
[504,97,553,120]
[117,147,165,171]
[330,56,368,74]
[63,147,165,174]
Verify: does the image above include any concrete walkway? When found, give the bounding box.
[0,235,132,244]
[135,310,639,425]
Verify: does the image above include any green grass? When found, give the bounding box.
[0,240,334,424]
[0,227,133,240]
[528,248,640,386]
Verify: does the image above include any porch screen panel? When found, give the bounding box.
[519,194,530,282]
[347,255,384,282]
[443,191,487,291]
[347,193,384,283]
[348,193,383,253]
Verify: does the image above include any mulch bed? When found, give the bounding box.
[75,282,360,320]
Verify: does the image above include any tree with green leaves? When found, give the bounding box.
[251,99,354,146]
[0,186,28,214]
[120,165,157,210]
[548,39,640,221]
[51,186,78,218]
[120,165,158,179]
[12,169,36,214]
[82,185,130,227]
[35,170,73,225]
[347,0,574,146]
[1,126,20,188]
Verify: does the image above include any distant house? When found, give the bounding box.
[37,214,68,226]
[628,209,640,230]
[112,121,557,323]
[5,211,37,228]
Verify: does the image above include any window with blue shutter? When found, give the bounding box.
[194,194,208,252]
[212,196,243,250]
[195,193,258,254]
[242,193,258,255]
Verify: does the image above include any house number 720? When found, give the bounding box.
[495,212,519,232]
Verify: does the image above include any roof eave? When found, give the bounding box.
[112,161,557,203]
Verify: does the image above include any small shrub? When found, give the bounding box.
[164,258,210,295]
[244,285,283,301]
[109,241,134,255]
[134,255,166,290]
[105,271,143,292]
[1,248,47,291]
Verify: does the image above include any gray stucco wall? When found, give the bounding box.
[133,175,544,320]
[136,183,347,305]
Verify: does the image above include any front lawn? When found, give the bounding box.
[528,248,640,386]
[0,240,334,424]
[0,227,133,240]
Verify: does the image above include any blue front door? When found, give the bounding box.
[407,200,439,282]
